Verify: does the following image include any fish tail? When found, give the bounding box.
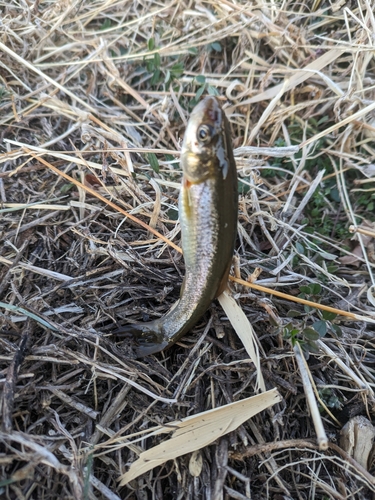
[114,322,170,357]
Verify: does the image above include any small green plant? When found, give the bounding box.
[283,284,342,355]
[283,322,320,354]
[297,283,342,337]
[100,18,112,30]
[147,153,160,174]
[318,387,343,411]
[0,85,10,103]
[189,75,219,108]
[209,41,222,52]
[356,191,375,213]
[283,323,302,346]
[138,38,185,88]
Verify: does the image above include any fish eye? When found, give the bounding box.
[197,124,212,144]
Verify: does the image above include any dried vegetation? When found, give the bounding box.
[1,0,375,499]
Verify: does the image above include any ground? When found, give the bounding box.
[1,1,375,499]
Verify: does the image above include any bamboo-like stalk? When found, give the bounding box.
[229,276,375,324]
[293,343,328,450]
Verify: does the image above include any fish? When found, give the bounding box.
[115,96,238,356]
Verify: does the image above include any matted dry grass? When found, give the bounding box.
[1,1,375,499]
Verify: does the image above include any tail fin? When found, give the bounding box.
[114,322,170,357]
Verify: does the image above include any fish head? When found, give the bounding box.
[181,96,230,184]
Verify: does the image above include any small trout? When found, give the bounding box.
[116,96,238,356]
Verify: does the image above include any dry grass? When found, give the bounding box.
[1,0,375,499]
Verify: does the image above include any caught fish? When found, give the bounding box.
[116,96,238,356]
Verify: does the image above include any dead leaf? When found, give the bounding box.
[218,289,266,392]
[340,221,374,266]
[339,244,365,266]
[118,388,281,486]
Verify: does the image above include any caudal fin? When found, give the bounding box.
[114,323,170,357]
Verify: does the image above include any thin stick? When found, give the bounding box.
[293,343,328,450]
[229,276,375,324]
[301,99,375,147]
[317,340,370,392]
[349,225,375,238]
[1,320,32,432]
[3,141,300,158]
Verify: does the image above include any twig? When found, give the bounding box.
[317,340,371,392]
[293,343,328,450]
[1,319,33,432]
[230,438,319,459]
[349,225,375,238]
[229,276,375,323]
